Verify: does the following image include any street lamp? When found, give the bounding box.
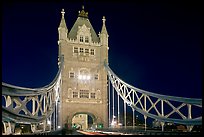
[136,115,138,126]
[111,115,117,127]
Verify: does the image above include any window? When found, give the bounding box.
[90,49,95,55]
[80,35,83,42]
[80,90,89,92]
[78,68,90,80]
[80,48,84,54]
[69,72,75,78]
[90,93,96,99]
[73,92,78,98]
[74,47,78,53]
[85,36,89,43]
[94,74,99,80]
[79,90,89,98]
[85,49,89,54]
[79,92,89,98]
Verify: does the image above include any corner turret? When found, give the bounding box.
[100,16,109,46]
[58,9,68,41]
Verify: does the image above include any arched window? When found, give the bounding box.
[78,68,90,80]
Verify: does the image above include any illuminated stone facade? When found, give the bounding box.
[58,7,109,128]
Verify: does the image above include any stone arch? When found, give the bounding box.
[73,111,97,123]
[69,111,98,130]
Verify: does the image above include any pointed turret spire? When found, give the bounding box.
[100,16,108,46]
[59,9,68,29]
[101,16,108,34]
[58,8,68,41]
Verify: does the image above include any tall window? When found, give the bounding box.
[90,49,95,55]
[69,72,75,78]
[80,48,84,54]
[85,49,89,54]
[80,35,83,42]
[78,68,90,80]
[85,36,89,43]
[90,93,96,99]
[74,47,78,53]
[73,92,78,98]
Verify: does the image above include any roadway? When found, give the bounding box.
[75,128,201,135]
[73,130,137,135]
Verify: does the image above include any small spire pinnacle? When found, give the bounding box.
[59,8,67,29]
[102,16,106,24]
[82,5,84,10]
[101,16,108,35]
[61,9,65,18]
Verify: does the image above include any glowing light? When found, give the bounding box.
[87,75,91,80]
[98,124,103,128]
[47,120,51,125]
[82,75,86,80]
[58,126,61,128]
[78,75,82,80]
[118,123,122,126]
[111,121,116,126]
[78,74,91,80]
[111,116,117,127]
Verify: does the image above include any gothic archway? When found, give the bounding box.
[71,112,96,130]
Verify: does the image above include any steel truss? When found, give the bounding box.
[2,56,64,135]
[105,63,202,131]
[1,56,202,134]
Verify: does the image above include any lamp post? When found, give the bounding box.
[136,115,138,126]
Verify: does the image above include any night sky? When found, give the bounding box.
[2,1,202,100]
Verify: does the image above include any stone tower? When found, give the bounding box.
[57,6,109,128]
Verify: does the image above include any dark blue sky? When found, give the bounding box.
[2,1,202,99]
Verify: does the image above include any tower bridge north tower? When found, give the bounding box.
[58,7,109,129]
